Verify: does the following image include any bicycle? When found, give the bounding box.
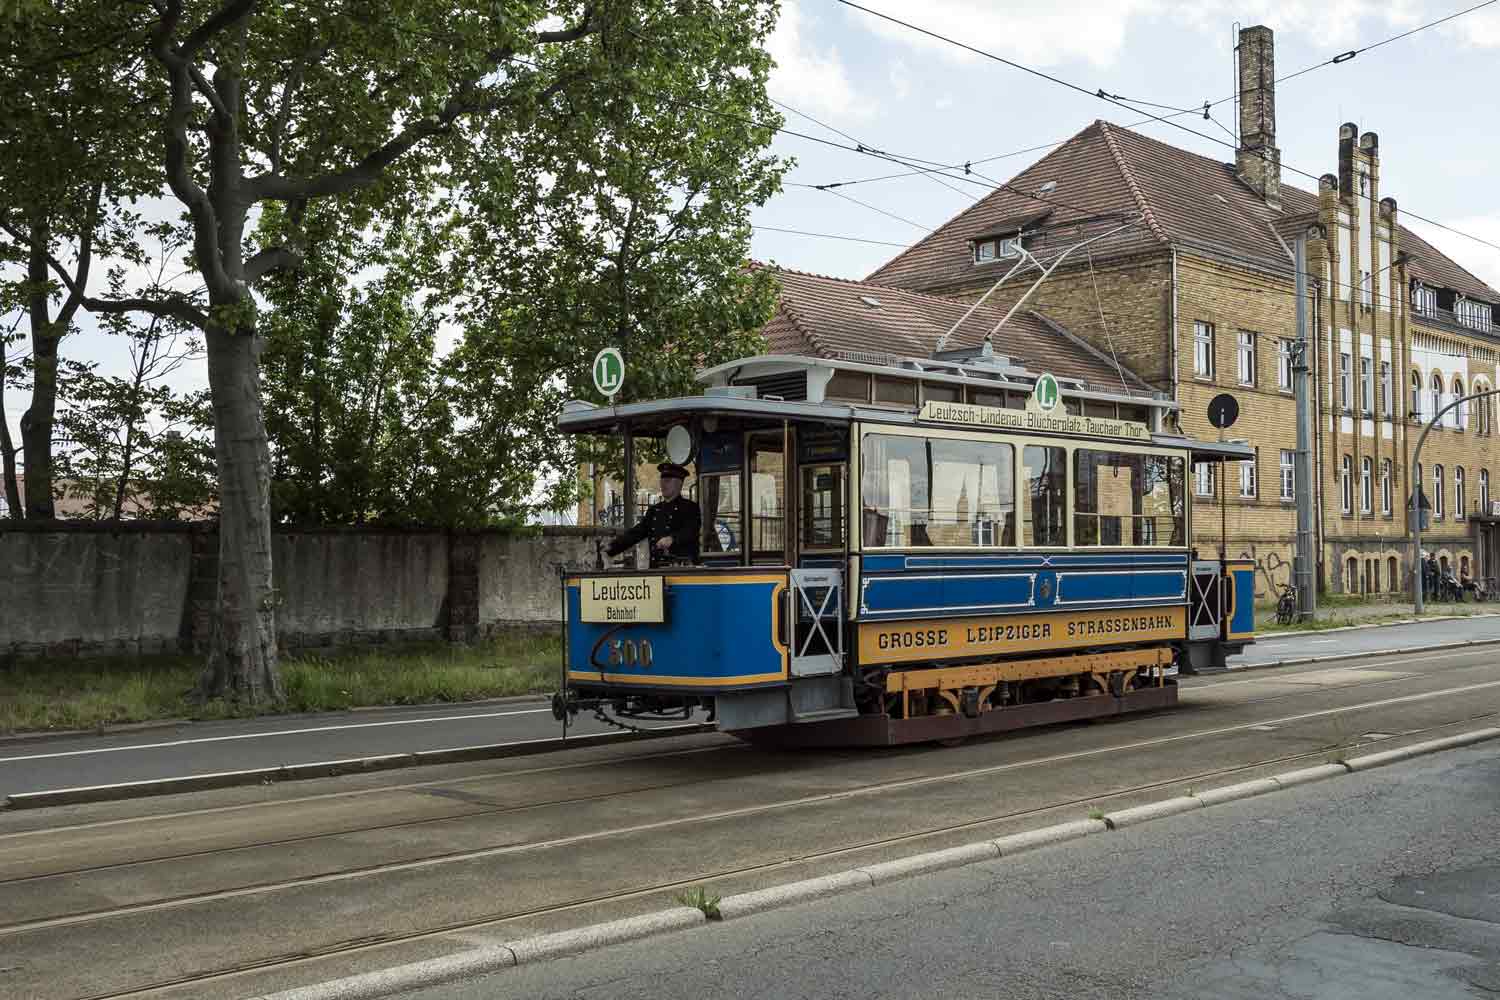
[1274,584,1297,625]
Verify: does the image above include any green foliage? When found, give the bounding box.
[675,885,723,919]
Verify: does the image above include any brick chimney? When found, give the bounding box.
[1236,25,1281,209]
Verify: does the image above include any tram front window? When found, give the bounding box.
[749,433,786,561]
[861,434,1014,547]
[1023,445,1067,547]
[801,464,845,550]
[700,472,742,554]
[1073,449,1185,547]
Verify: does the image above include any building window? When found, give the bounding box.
[1240,455,1257,498]
[1381,459,1393,515]
[1456,466,1466,520]
[1435,464,1445,519]
[973,237,1021,263]
[1339,353,1352,411]
[1482,469,1491,515]
[1454,376,1467,430]
[1341,455,1353,514]
[1388,556,1399,593]
[1457,296,1494,333]
[1361,457,1373,514]
[1360,357,1373,414]
[1194,461,1216,498]
[1431,373,1444,426]
[1277,339,1295,392]
[1237,331,1256,385]
[1379,361,1392,417]
[1477,383,1492,435]
[1193,321,1215,379]
[1361,270,1372,309]
[1411,370,1423,420]
[1413,282,1437,316]
[1280,449,1295,500]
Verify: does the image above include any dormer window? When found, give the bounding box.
[1412,282,1437,317]
[973,236,1022,264]
[1457,296,1494,333]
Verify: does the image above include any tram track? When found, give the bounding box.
[66,706,1500,1000]
[7,665,1500,939]
[7,651,1500,1000]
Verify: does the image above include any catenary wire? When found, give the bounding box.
[835,0,1500,255]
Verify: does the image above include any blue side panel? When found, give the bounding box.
[1229,565,1256,639]
[567,577,786,686]
[858,550,1190,620]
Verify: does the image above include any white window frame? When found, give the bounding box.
[1341,456,1353,514]
[1280,449,1295,501]
[1412,282,1437,316]
[1339,353,1352,411]
[1239,456,1257,499]
[1456,466,1466,520]
[1360,457,1373,514]
[1435,465,1445,519]
[1454,377,1467,430]
[1381,459,1393,516]
[1411,371,1423,420]
[1194,461,1216,498]
[1277,339,1294,392]
[1193,321,1215,379]
[1482,469,1491,515]
[1237,331,1256,386]
[1379,361,1391,417]
[1360,357,1373,414]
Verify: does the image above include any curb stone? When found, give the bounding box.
[1228,635,1500,673]
[256,727,1500,999]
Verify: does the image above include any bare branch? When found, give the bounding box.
[188,63,233,123]
[83,295,210,330]
[244,245,303,283]
[181,0,259,57]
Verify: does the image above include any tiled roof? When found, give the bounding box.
[761,265,1149,393]
[870,120,1500,305]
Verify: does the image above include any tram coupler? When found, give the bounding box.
[551,690,600,721]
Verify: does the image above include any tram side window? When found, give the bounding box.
[860,434,1015,547]
[749,435,786,559]
[700,473,743,554]
[1073,450,1185,547]
[801,465,845,549]
[1023,446,1067,546]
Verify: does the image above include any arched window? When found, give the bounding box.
[1346,556,1358,594]
[1431,372,1445,426]
[1435,464,1446,519]
[1476,381,1491,435]
[1456,466,1466,519]
[1341,455,1353,514]
[1360,457,1373,513]
[1455,377,1467,429]
[1388,556,1399,593]
[1462,555,1471,578]
[1482,469,1491,515]
[1381,459,1393,515]
[1411,370,1423,419]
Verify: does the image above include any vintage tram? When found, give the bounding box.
[554,345,1255,746]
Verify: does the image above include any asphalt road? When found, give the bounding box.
[410,741,1500,1000]
[2,614,1497,799]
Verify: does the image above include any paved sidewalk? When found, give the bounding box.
[1233,611,1500,668]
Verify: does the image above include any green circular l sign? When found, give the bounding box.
[593,347,624,400]
[1034,372,1060,412]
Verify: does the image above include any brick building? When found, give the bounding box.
[863,25,1500,597]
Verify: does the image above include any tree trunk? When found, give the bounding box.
[0,370,20,518]
[20,219,59,520]
[198,324,283,704]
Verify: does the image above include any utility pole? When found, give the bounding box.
[1292,227,1319,621]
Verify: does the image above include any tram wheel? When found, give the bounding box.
[937,735,967,748]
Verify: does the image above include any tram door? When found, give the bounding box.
[789,427,847,677]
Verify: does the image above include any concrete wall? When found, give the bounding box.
[0,523,608,660]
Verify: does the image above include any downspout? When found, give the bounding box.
[1169,249,1180,417]
[1312,286,1325,587]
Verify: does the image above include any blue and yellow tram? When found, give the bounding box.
[555,346,1255,745]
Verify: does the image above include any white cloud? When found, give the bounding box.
[1408,215,1500,294]
[889,58,912,100]
[934,94,954,110]
[1444,8,1500,47]
[767,1,866,118]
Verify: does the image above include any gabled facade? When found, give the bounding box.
[867,25,1500,596]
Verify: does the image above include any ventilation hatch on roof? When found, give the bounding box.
[858,295,882,308]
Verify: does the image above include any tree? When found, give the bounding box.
[1,304,24,518]
[58,0,785,705]
[0,4,156,519]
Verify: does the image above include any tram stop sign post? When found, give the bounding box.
[1207,393,1239,431]
[593,347,624,402]
[1409,489,1432,531]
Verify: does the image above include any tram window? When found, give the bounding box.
[801,465,845,549]
[923,383,960,404]
[749,435,786,559]
[969,389,1005,407]
[1023,445,1067,546]
[1073,450,1185,548]
[860,434,1015,548]
[1119,404,1149,425]
[874,377,918,405]
[827,371,871,403]
[1062,397,1082,416]
[1083,400,1117,419]
[700,473,743,554]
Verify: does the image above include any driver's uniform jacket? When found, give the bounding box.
[607,498,701,567]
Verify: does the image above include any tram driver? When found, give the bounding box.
[606,462,701,567]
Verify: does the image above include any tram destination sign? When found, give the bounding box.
[918,399,1151,442]
[579,575,665,624]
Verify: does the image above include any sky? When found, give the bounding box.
[8,0,1500,455]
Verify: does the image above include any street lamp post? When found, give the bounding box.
[1411,387,1500,614]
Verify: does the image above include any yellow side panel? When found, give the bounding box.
[858,606,1186,666]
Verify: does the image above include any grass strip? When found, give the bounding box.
[0,632,561,735]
